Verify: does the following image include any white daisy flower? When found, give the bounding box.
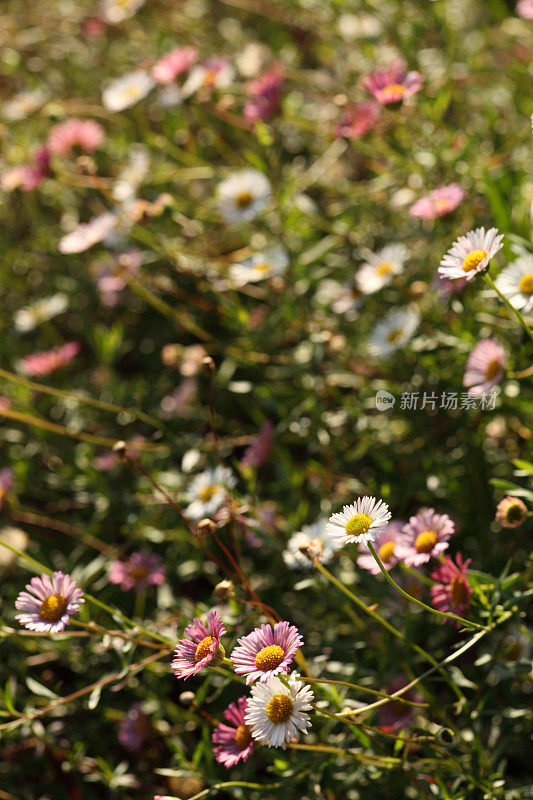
[14,294,68,333]
[283,520,342,569]
[102,71,155,112]
[113,145,150,202]
[182,58,235,97]
[327,496,392,547]
[368,307,419,357]
[101,0,146,24]
[184,466,237,520]
[438,227,504,282]
[494,254,533,314]
[2,89,48,122]
[59,212,116,254]
[229,247,289,285]
[244,672,314,749]
[217,169,272,223]
[356,244,408,294]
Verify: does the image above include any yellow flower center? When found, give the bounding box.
[254,262,271,272]
[387,328,403,344]
[485,357,501,381]
[254,644,285,671]
[198,485,217,503]
[266,693,294,724]
[383,83,407,97]
[378,541,396,563]
[504,501,524,524]
[518,272,533,294]
[234,724,252,750]
[236,191,253,209]
[415,530,438,554]
[202,69,218,88]
[376,261,393,276]
[450,575,468,606]
[39,594,68,623]
[434,197,451,213]
[195,635,213,661]
[462,249,488,273]
[345,513,372,538]
[129,566,150,580]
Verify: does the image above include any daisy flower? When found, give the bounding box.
[430,553,472,625]
[334,101,380,139]
[230,621,303,685]
[463,338,505,397]
[14,294,68,333]
[2,88,48,122]
[283,520,342,569]
[363,59,424,105]
[409,184,465,220]
[357,521,403,574]
[327,496,392,548]
[438,227,504,282]
[217,169,272,223]
[119,704,150,751]
[356,244,408,294]
[368,307,419,357]
[47,118,105,156]
[183,57,234,97]
[212,697,254,767]
[102,71,155,112]
[329,282,364,316]
[20,342,80,377]
[108,551,166,593]
[0,527,29,568]
[378,675,422,730]
[517,0,533,19]
[171,609,226,680]
[494,254,533,313]
[15,571,84,633]
[151,47,198,83]
[244,672,314,748]
[243,63,284,123]
[229,247,289,285]
[184,466,237,520]
[396,508,454,567]
[1,147,50,193]
[0,468,14,510]
[59,212,116,254]
[101,0,146,24]
[495,496,528,529]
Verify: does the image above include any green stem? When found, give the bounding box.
[483,273,533,343]
[367,543,484,630]
[313,559,466,705]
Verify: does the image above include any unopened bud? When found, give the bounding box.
[179,691,196,707]
[112,440,127,458]
[213,579,234,599]
[197,518,216,537]
[436,727,454,746]
[409,280,427,299]
[202,355,215,373]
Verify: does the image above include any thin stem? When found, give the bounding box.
[295,676,428,708]
[313,559,466,705]
[367,543,484,630]
[483,272,533,342]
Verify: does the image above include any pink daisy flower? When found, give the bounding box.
[495,496,528,529]
[430,553,472,626]
[59,212,116,254]
[517,0,533,19]
[334,101,380,139]
[409,184,466,220]
[363,59,424,105]
[378,675,423,730]
[230,621,303,685]
[438,227,504,282]
[243,64,284,123]
[171,609,226,680]
[396,508,454,567]
[15,571,84,633]
[21,342,80,377]
[151,46,198,83]
[47,118,105,156]
[212,696,254,768]
[0,467,14,509]
[463,338,505,397]
[119,704,150,751]
[2,147,50,193]
[108,551,166,593]
[357,521,403,574]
